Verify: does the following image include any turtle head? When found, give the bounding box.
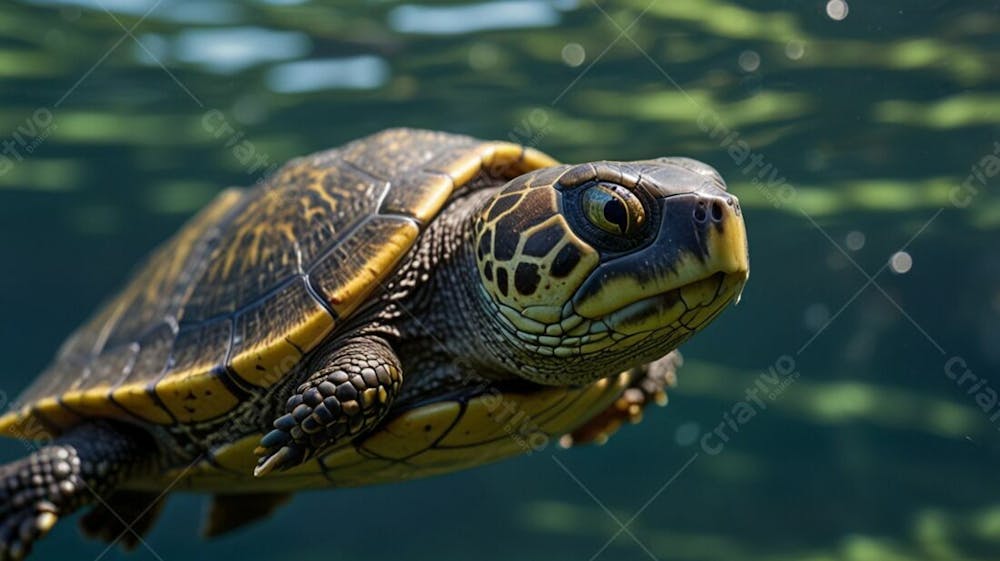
[472,158,749,385]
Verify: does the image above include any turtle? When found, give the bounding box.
[0,128,748,559]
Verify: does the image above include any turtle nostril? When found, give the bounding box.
[693,203,707,223]
[710,201,724,222]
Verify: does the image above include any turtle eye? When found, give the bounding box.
[581,183,646,236]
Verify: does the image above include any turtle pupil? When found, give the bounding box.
[603,199,628,233]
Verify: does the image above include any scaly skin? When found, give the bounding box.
[254,337,403,475]
[0,422,151,560]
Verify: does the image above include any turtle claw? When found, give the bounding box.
[254,446,303,477]
[0,502,60,561]
[253,413,306,477]
[253,431,306,477]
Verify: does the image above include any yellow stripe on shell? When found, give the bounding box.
[483,143,559,176]
[110,383,174,424]
[229,295,337,388]
[0,403,66,440]
[28,398,81,430]
[324,220,419,318]
[154,374,240,423]
[60,384,115,418]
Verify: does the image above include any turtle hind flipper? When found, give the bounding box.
[79,491,167,550]
[202,492,291,538]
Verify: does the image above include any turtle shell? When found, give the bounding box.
[0,129,557,438]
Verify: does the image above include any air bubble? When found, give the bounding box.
[785,40,805,60]
[845,231,865,251]
[738,50,760,72]
[889,251,912,274]
[561,43,585,67]
[826,0,849,21]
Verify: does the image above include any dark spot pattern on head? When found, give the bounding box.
[520,188,556,216]
[496,267,509,296]
[551,244,581,278]
[494,189,557,261]
[483,261,494,281]
[493,224,520,261]
[478,229,492,260]
[486,193,520,222]
[514,263,541,295]
[522,223,564,257]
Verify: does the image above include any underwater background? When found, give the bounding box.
[0,0,998,559]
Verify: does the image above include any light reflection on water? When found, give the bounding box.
[388,1,563,35]
[170,28,312,74]
[266,56,390,92]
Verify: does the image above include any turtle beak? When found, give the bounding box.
[640,156,749,296]
[675,191,749,283]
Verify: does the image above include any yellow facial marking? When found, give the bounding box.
[706,212,751,284]
[475,186,599,326]
[572,252,715,320]
[521,305,563,324]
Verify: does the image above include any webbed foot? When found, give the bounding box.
[561,351,680,447]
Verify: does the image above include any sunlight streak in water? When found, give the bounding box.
[172,27,311,74]
[266,56,391,92]
[388,1,560,35]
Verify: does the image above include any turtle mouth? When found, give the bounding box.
[600,271,747,335]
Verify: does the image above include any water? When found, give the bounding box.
[0,1,997,559]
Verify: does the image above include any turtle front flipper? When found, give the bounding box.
[0,421,152,560]
[561,351,681,447]
[254,337,403,476]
